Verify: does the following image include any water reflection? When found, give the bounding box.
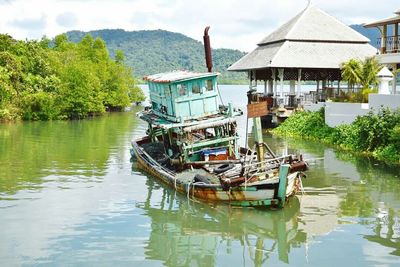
[0,85,398,266]
[266,134,400,260]
[0,106,142,196]
[138,178,304,267]
[135,132,400,266]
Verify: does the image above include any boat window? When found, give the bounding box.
[192,82,201,94]
[177,84,186,96]
[206,79,213,91]
[164,85,171,96]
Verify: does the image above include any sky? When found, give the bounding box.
[0,0,398,52]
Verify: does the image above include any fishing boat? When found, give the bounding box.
[130,28,307,208]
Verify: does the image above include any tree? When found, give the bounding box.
[359,57,382,90]
[115,50,125,64]
[341,59,362,92]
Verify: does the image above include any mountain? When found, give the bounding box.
[350,24,380,48]
[66,29,247,83]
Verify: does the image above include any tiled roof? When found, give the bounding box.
[229,41,376,70]
[229,5,375,71]
[258,5,369,45]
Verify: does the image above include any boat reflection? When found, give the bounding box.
[137,178,306,266]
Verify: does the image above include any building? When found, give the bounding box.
[364,9,400,94]
[228,4,376,107]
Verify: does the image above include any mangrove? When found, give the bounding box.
[0,33,145,121]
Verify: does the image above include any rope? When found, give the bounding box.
[186,181,208,201]
[217,84,224,106]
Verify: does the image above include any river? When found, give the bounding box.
[0,85,399,266]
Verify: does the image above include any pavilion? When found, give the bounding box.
[228,4,376,106]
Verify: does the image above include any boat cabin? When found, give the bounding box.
[140,71,243,167]
[144,71,220,122]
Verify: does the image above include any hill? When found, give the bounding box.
[66,29,247,84]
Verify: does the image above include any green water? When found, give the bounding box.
[0,85,399,266]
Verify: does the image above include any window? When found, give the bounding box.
[164,85,171,97]
[206,79,213,91]
[177,84,186,96]
[192,82,201,94]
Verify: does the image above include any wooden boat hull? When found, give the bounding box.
[131,137,302,207]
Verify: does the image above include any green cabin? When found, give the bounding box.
[141,71,242,165]
[145,71,219,122]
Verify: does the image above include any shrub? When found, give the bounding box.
[273,107,400,165]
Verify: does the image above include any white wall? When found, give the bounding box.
[369,94,400,110]
[324,102,370,127]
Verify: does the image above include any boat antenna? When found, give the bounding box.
[203,26,213,72]
[307,0,311,7]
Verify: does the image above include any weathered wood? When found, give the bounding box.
[247,102,269,118]
[186,159,242,165]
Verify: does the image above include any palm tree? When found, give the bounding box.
[341,59,362,92]
[359,57,382,90]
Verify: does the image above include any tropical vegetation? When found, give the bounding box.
[338,57,382,103]
[272,108,400,164]
[66,29,247,84]
[0,33,144,121]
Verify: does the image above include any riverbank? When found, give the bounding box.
[0,34,145,122]
[271,108,400,165]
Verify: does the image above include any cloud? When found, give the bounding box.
[0,0,399,51]
[56,12,78,27]
[9,14,47,30]
[0,0,13,4]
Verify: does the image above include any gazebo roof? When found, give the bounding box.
[258,5,369,45]
[229,5,376,72]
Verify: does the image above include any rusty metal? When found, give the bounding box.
[132,138,305,207]
[219,176,246,189]
[289,161,308,172]
[203,26,213,72]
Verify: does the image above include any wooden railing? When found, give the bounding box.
[377,35,400,54]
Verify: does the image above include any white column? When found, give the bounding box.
[289,80,296,95]
[278,68,284,98]
[272,69,277,98]
[393,64,397,94]
[379,77,392,95]
[377,66,394,94]
[297,69,302,98]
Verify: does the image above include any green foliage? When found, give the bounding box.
[273,108,400,165]
[272,108,335,141]
[341,59,361,90]
[0,33,144,121]
[66,29,247,83]
[340,57,382,103]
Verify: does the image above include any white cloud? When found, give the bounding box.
[0,0,398,51]
[56,12,78,27]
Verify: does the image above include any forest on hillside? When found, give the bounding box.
[66,29,248,84]
[0,34,144,121]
